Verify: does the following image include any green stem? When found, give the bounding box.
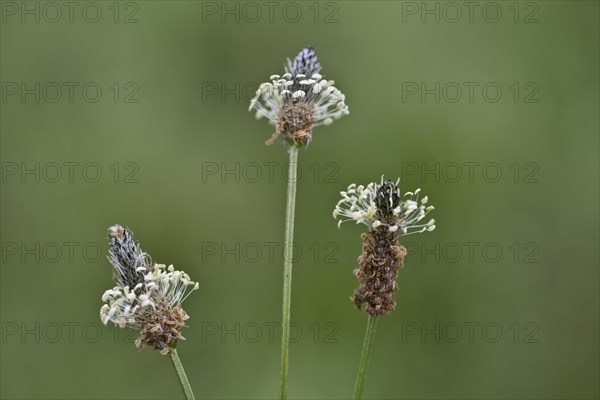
[169,347,196,400]
[279,144,300,399]
[353,315,378,400]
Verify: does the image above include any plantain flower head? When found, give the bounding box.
[333,178,436,315]
[249,46,349,147]
[100,225,199,354]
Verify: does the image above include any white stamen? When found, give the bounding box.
[292,90,306,98]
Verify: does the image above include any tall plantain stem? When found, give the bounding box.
[279,144,299,399]
[169,347,195,400]
[353,314,378,400]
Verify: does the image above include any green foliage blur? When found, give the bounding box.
[1,1,598,399]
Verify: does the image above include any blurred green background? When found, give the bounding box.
[1,1,598,399]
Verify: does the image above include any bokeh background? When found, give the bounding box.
[1,1,598,399]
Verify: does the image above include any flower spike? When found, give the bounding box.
[249,46,349,147]
[100,225,199,354]
[334,178,437,315]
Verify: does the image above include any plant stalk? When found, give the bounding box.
[279,144,300,399]
[353,315,378,400]
[169,347,196,400]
